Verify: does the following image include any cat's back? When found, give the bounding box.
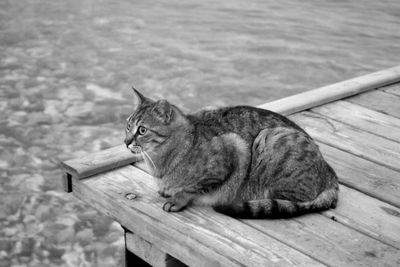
[189,106,306,139]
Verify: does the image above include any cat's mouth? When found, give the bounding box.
[127,144,142,154]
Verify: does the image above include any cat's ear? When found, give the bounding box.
[132,87,152,107]
[152,100,173,123]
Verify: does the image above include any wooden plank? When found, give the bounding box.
[311,100,400,142]
[258,65,400,115]
[345,90,400,119]
[244,211,400,267]
[125,232,169,267]
[60,144,140,180]
[318,142,400,208]
[382,82,400,97]
[323,186,400,250]
[289,111,400,172]
[72,166,323,267]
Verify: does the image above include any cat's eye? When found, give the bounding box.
[127,122,131,131]
[138,126,147,135]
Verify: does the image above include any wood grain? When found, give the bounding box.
[245,211,400,266]
[311,100,400,142]
[345,90,400,119]
[323,186,400,250]
[73,165,400,266]
[381,83,400,97]
[318,142,400,208]
[125,232,169,267]
[290,111,400,172]
[60,144,140,179]
[258,65,400,115]
[72,166,323,267]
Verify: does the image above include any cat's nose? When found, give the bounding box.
[124,133,135,147]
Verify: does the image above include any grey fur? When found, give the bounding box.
[125,90,339,218]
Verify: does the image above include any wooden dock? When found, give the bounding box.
[61,66,400,267]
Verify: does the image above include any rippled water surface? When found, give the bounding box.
[1,0,400,266]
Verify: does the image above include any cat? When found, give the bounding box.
[124,88,339,218]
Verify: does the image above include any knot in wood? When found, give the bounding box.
[125,193,137,200]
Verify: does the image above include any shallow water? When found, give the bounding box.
[1,0,400,266]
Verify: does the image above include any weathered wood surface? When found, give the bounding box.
[346,89,400,119]
[60,144,139,179]
[72,166,324,267]
[125,232,170,267]
[259,65,400,115]
[311,100,400,142]
[382,83,400,97]
[245,211,400,266]
[317,142,400,208]
[71,164,400,266]
[323,186,400,250]
[290,111,400,172]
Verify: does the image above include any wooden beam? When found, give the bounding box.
[125,231,187,267]
[60,144,141,179]
[125,231,169,267]
[62,173,72,193]
[259,65,400,115]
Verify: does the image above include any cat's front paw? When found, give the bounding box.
[162,200,187,212]
[162,193,192,213]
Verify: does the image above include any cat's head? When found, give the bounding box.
[124,88,189,171]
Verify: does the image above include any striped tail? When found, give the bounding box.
[213,187,338,219]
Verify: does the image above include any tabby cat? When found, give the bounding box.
[124,88,338,218]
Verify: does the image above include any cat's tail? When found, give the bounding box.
[213,187,338,219]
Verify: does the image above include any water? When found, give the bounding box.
[1,0,400,266]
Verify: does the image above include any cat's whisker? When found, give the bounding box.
[140,151,152,173]
[142,151,158,174]
[141,152,155,175]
